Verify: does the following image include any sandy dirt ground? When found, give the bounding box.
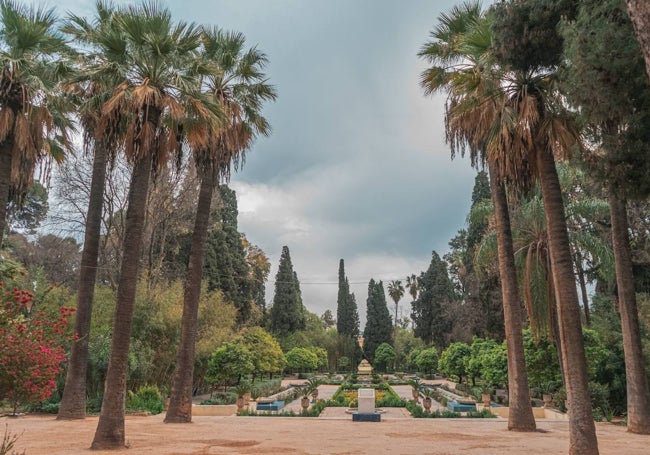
[3,413,649,455]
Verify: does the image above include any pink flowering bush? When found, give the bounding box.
[0,283,74,414]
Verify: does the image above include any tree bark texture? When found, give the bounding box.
[164,170,215,423]
[575,252,591,327]
[58,143,108,420]
[609,191,650,434]
[91,152,152,449]
[488,161,536,432]
[0,137,14,248]
[537,147,598,455]
[626,0,650,82]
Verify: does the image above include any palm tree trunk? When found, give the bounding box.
[0,137,14,248]
[58,142,108,420]
[487,162,536,432]
[536,147,598,454]
[91,152,152,450]
[575,252,591,327]
[165,169,215,423]
[609,191,650,434]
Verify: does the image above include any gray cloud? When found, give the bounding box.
[37,0,477,325]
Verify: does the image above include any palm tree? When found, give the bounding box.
[58,1,124,420]
[494,71,599,452]
[418,1,536,431]
[430,3,599,447]
[164,27,276,424]
[0,0,74,248]
[387,279,404,331]
[405,274,418,302]
[88,3,219,449]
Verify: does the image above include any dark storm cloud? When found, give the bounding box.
[37,0,477,323]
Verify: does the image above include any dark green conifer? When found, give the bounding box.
[269,246,305,335]
[363,279,393,362]
[336,259,359,336]
[411,251,454,348]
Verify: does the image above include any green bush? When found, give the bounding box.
[588,381,610,414]
[465,409,497,418]
[126,385,164,415]
[406,401,463,418]
[553,387,567,412]
[86,393,103,414]
[376,396,406,407]
[405,401,493,418]
[200,391,237,405]
[250,378,282,398]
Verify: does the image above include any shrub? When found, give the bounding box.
[466,409,497,418]
[406,401,462,418]
[553,387,567,412]
[126,385,164,415]
[588,381,610,413]
[200,391,237,405]
[0,286,73,414]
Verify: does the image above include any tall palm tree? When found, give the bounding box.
[164,27,276,424]
[494,71,598,452]
[58,1,124,420]
[442,3,599,447]
[405,274,418,302]
[418,1,536,431]
[88,3,219,449]
[0,0,74,248]
[387,279,404,331]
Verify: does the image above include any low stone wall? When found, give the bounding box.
[487,406,569,420]
[192,404,237,416]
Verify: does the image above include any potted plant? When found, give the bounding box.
[540,382,557,408]
[234,382,251,413]
[305,377,321,401]
[299,387,311,412]
[248,388,260,412]
[420,387,435,413]
[408,378,421,402]
[480,385,493,408]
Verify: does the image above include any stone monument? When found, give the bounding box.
[357,359,373,377]
[352,388,381,422]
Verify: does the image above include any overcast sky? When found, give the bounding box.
[41,0,478,325]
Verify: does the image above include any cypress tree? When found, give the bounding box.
[336,259,359,336]
[363,279,393,362]
[202,186,252,324]
[269,246,305,335]
[411,251,454,348]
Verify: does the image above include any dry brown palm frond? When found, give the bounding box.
[0,108,15,142]
[163,94,185,123]
[544,116,581,162]
[13,114,34,154]
[188,98,213,121]
[153,129,171,171]
[138,121,155,157]
[187,124,209,151]
[103,82,130,116]
[132,81,159,112]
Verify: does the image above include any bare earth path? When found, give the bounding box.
[3,414,649,454]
